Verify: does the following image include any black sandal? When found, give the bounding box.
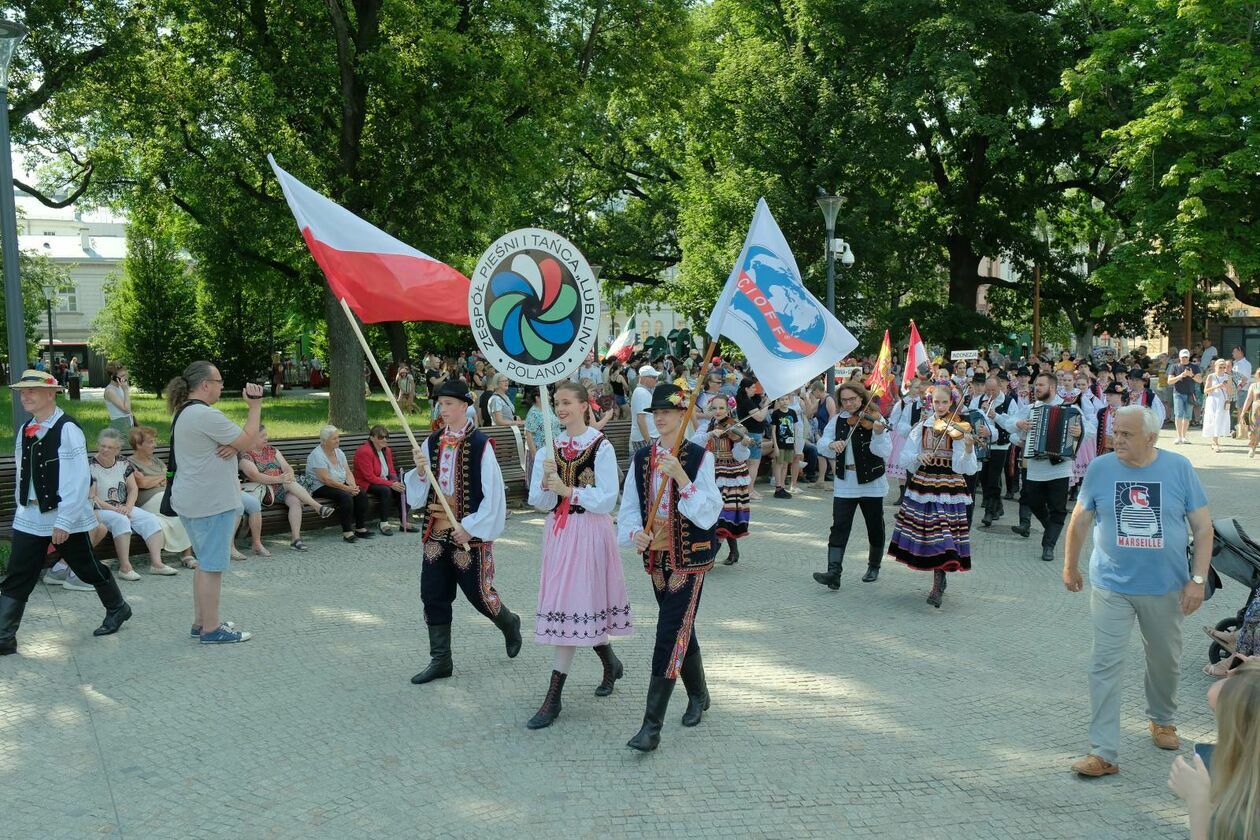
[290,539,308,552]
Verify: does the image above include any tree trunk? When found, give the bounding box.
[1075,323,1095,357]
[946,235,982,345]
[383,321,408,364]
[324,286,367,432]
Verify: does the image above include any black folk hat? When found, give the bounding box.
[433,379,474,405]
[645,382,688,413]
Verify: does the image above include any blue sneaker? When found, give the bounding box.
[190,621,235,638]
[199,624,252,644]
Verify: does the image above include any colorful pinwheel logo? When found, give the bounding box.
[486,252,579,363]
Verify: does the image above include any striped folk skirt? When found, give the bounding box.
[714,455,750,540]
[887,461,972,572]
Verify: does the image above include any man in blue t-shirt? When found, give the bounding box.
[1062,405,1213,778]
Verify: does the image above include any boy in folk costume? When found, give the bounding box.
[1096,381,1127,456]
[1125,368,1167,429]
[0,371,132,655]
[618,384,723,752]
[405,379,523,685]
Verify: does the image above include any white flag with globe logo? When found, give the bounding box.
[705,198,858,401]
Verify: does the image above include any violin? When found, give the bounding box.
[932,417,972,439]
[847,406,887,430]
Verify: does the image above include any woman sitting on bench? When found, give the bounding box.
[239,424,335,552]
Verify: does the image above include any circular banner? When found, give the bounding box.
[469,228,600,384]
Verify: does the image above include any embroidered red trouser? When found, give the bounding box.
[419,531,503,626]
[647,555,705,680]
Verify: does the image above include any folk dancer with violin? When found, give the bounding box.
[970,374,1016,527]
[404,379,524,686]
[618,383,722,752]
[691,394,751,566]
[523,381,633,730]
[1095,381,1127,456]
[888,379,925,506]
[887,385,980,608]
[812,382,892,590]
[998,371,1096,562]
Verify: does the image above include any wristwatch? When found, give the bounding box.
[1191,574,1206,586]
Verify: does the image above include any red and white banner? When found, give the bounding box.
[269,155,469,324]
[902,319,929,390]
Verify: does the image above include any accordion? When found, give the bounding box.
[1021,404,1082,463]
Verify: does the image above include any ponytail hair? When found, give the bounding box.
[166,360,216,414]
[553,380,592,423]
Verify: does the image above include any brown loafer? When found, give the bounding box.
[1071,754,1119,777]
[1150,722,1179,750]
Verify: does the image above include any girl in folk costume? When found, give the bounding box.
[524,381,633,729]
[887,385,980,608]
[1095,381,1127,457]
[888,378,925,505]
[1059,369,1097,498]
[691,394,750,566]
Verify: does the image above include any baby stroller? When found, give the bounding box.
[1202,518,1260,665]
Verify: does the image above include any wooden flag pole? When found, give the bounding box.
[641,339,719,538]
[338,298,468,550]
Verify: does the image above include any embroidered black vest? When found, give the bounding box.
[1096,406,1115,455]
[975,393,1013,447]
[632,440,716,573]
[552,434,605,514]
[835,418,887,484]
[19,413,81,513]
[424,427,489,537]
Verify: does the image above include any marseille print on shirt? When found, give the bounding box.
[1113,482,1163,549]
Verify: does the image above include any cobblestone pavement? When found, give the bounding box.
[3,430,1255,839]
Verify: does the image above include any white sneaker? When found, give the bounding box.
[62,573,95,591]
[43,567,68,585]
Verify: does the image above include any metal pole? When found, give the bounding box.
[1032,263,1041,357]
[0,86,27,429]
[45,294,53,368]
[825,225,837,401]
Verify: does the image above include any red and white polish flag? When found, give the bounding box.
[268,155,470,325]
[902,319,929,389]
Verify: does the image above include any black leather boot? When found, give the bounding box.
[411,624,454,684]
[0,595,25,656]
[627,676,675,752]
[492,607,523,658]
[92,577,132,637]
[861,565,880,583]
[1011,507,1032,538]
[812,546,843,590]
[526,670,566,729]
[722,537,740,565]
[926,570,946,608]
[1042,524,1064,562]
[679,651,710,727]
[593,644,623,696]
[980,495,995,527]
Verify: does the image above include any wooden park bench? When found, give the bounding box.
[0,419,633,559]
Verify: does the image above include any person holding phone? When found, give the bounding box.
[1168,661,1260,840]
[165,362,264,644]
[103,361,134,435]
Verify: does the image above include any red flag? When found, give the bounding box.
[902,320,929,390]
[269,155,469,324]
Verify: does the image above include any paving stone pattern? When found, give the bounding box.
[2,431,1254,839]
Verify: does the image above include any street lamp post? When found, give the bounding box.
[0,19,29,430]
[41,283,54,373]
[817,190,844,400]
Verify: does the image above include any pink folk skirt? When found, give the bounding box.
[887,430,909,481]
[1072,435,1097,486]
[534,511,634,646]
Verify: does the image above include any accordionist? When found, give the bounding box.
[998,371,1097,563]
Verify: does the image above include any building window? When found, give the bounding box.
[57,287,78,313]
